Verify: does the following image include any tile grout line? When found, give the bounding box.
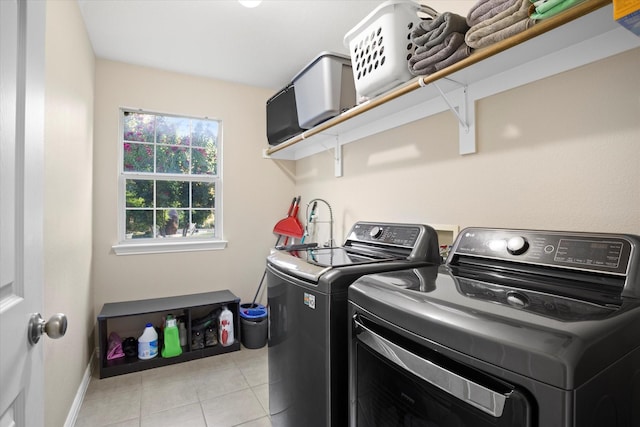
[79,347,270,427]
[200,399,209,427]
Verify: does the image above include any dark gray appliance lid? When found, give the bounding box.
[267,221,441,282]
[285,247,404,268]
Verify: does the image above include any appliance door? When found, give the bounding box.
[350,312,534,427]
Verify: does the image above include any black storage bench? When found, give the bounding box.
[97,290,241,378]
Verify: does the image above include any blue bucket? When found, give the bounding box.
[239,303,267,349]
[240,303,267,320]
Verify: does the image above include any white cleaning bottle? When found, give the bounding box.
[138,323,158,359]
[219,306,234,347]
[178,320,187,347]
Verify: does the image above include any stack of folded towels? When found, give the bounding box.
[529,0,587,20]
[408,0,587,75]
[408,12,471,76]
[465,0,535,49]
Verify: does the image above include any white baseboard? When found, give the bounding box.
[64,349,95,427]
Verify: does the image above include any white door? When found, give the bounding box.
[0,0,46,425]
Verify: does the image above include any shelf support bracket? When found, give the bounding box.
[432,81,468,132]
[319,135,343,177]
[457,85,476,155]
[428,79,476,155]
[334,136,343,177]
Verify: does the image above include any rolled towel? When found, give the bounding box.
[409,32,471,76]
[467,19,533,49]
[465,0,533,49]
[467,0,521,27]
[412,12,469,50]
[432,43,472,73]
[531,0,566,14]
[531,0,587,20]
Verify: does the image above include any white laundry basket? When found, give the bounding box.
[343,0,438,102]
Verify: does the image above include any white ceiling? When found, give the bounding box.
[78,0,475,91]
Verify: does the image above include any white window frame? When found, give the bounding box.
[112,108,227,255]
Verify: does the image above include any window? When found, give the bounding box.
[113,109,225,255]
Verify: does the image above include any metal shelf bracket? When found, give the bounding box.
[424,78,476,155]
[333,136,343,177]
[318,135,343,177]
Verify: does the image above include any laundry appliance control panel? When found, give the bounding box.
[450,228,634,276]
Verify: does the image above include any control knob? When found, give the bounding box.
[369,226,383,239]
[506,236,528,255]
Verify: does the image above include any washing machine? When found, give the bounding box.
[267,221,441,427]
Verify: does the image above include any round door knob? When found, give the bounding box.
[506,236,528,255]
[28,313,68,345]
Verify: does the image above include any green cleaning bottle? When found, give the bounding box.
[161,315,182,358]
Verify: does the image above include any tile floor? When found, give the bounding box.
[75,345,271,427]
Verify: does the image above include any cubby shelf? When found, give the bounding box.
[263,0,640,176]
[97,290,240,379]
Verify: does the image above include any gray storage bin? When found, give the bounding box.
[292,52,356,129]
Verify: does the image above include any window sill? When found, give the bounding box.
[112,239,228,255]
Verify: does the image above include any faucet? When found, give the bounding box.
[305,198,334,247]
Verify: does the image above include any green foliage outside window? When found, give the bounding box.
[122,110,220,240]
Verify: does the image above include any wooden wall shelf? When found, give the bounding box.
[263,1,640,177]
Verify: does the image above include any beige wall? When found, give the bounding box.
[296,48,640,241]
[44,1,95,426]
[42,3,639,422]
[92,60,295,316]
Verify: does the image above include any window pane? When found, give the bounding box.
[156,116,190,146]
[192,119,218,148]
[192,209,215,237]
[192,146,216,175]
[126,210,154,239]
[123,112,155,142]
[126,179,154,207]
[157,209,186,237]
[123,142,154,172]
[157,145,189,174]
[156,180,189,208]
[121,109,222,244]
[192,182,215,208]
